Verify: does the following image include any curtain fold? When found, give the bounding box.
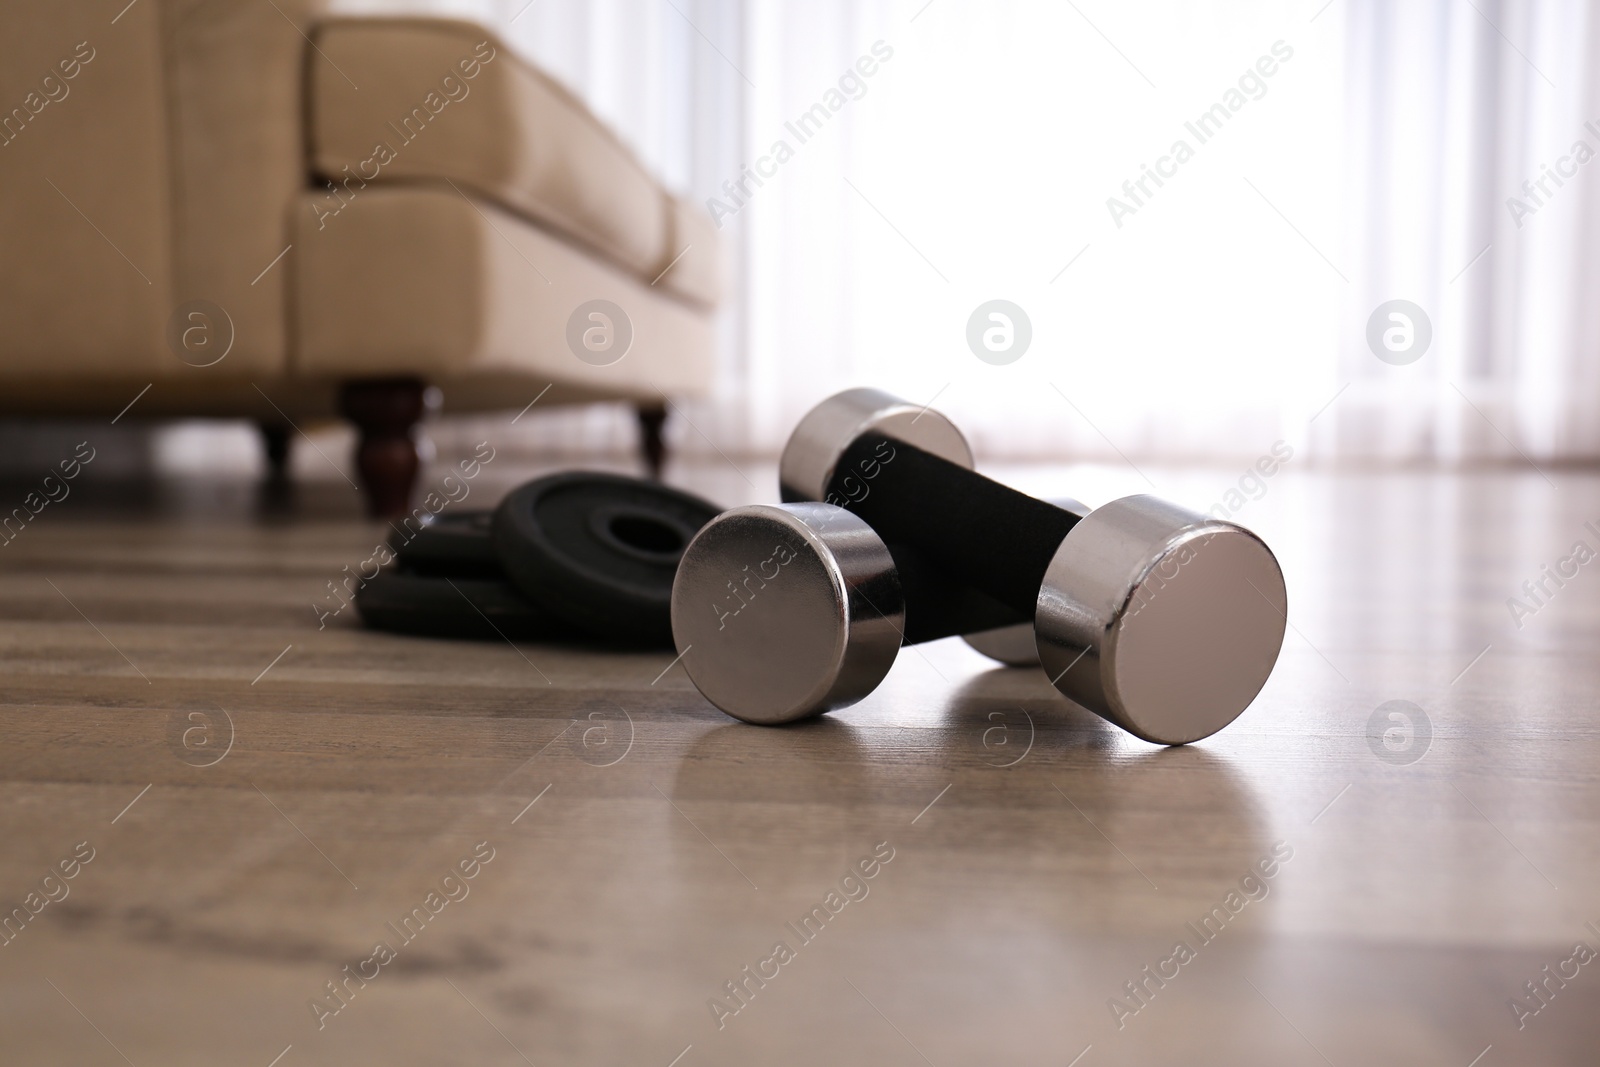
[1331,0,1600,463]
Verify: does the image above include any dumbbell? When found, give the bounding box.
[670,395,1029,724]
[672,389,1287,744]
[961,496,1086,666]
[784,389,1289,742]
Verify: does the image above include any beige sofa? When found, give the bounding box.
[0,1,718,514]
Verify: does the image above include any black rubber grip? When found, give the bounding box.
[887,541,1026,645]
[827,434,1079,619]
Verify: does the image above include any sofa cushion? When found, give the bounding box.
[657,195,721,307]
[291,187,714,403]
[309,18,677,286]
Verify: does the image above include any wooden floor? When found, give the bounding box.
[1,459,1597,1066]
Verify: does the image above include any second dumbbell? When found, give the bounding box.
[776,389,1290,745]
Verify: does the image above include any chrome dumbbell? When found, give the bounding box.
[961,497,1086,666]
[672,389,1288,745]
[781,388,1289,744]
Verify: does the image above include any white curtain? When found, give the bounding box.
[1335,0,1600,463]
[338,0,1600,464]
[737,0,1345,462]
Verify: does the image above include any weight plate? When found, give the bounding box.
[355,569,559,641]
[493,472,721,646]
[388,510,501,577]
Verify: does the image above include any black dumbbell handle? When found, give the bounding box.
[829,433,1079,619]
[888,541,1024,644]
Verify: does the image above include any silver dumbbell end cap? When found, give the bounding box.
[1035,495,1288,745]
[670,503,905,725]
[779,387,974,502]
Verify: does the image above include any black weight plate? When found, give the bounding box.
[387,510,501,577]
[355,570,559,641]
[492,472,721,646]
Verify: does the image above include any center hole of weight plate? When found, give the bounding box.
[600,510,687,559]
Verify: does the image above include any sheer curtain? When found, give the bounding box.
[736,0,1600,463]
[334,0,1600,464]
[737,0,1345,461]
[1336,0,1600,463]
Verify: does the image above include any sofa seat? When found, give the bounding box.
[309,17,719,308]
[292,187,713,408]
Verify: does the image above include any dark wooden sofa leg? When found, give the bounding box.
[259,422,292,481]
[637,402,668,480]
[339,377,425,518]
